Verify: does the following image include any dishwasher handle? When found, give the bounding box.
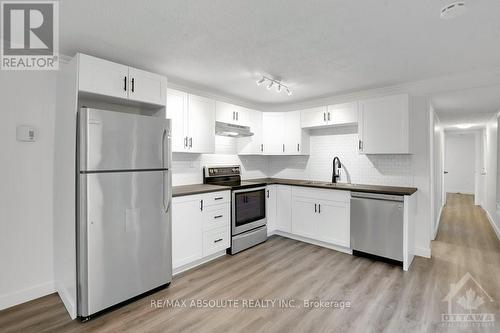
[351,192,404,202]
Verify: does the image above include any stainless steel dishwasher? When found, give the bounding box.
[350,192,404,263]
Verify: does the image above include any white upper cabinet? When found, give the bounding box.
[166,89,215,154]
[166,89,188,152]
[127,67,167,105]
[78,54,129,100]
[262,112,286,155]
[300,106,328,128]
[300,103,357,128]
[262,112,309,155]
[216,101,249,126]
[358,94,410,154]
[327,102,358,126]
[188,94,216,154]
[78,54,166,106]
[237,108,263,155]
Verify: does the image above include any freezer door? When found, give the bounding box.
[79,108,170,171]
[78,170,172,316]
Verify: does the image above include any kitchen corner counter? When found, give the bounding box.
[244,178,417,196]
[172,184,231,197]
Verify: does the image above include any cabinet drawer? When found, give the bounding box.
[203,205,230,231]
[203,191,230,207]
[203,226,230,256]
[292,186,350,203]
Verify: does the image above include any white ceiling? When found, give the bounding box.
[60,0,500,107]
[433,84,500,128]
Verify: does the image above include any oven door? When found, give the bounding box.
[232,187,267,235]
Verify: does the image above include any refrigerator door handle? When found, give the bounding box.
[163,170,171,213]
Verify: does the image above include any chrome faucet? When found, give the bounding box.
[332,156,342,183]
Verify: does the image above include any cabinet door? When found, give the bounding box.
[316,200,350,247]
[328,102,358,126]
[285,111,305,155]
[266,185,277,234]
[188,94,216,153]
[262,112,285,155]
[215,101,238,124]
[291,196,317,239]
[128,67,167,106]
[166,89,188,152]
[172,196,203,268]
[300,106,328,128]
[275,185,292,232]
[235,108,249,127]
[238,109,263,155]
[78,54,129,99]
[359,94,410,154]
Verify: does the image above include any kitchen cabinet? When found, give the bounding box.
[78,53,166,106]
[172,191,230,271]
[216,101,249,126]
[266,185,277,235]
[262,112,309,155]
[172,194,204,268]
[237,108,263,155]
[166,89,216,154]
[275,185,292,232]
[291,187,350,248]
[300,103,357,128]
[358,94,410,154]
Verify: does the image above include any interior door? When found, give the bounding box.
[444,133,475,196]
[82,171,170,316]
[128,67,166,105]
[262,112,285,155]
[167,89,188,152]
[188,94,215,153]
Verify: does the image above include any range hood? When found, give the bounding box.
[215,121,254,137]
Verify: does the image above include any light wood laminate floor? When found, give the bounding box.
[1,194,499,332]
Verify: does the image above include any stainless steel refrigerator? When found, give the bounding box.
[77,108,172,319]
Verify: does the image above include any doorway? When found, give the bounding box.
[444,132,476,200]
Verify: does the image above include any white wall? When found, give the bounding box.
[432,111,445,239]
[268,126,412,186]
[0,71,56,309]
[484,116,500,237]
[444,132,476,194]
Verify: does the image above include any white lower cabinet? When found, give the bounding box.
[275,185,292,232]
[288,186,350,248]
[172,191,230,271]
[266,185,277,235]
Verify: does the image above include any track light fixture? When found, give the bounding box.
[256,76,292,96]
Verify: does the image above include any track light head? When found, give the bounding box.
[267,81,274,90]
[256,77,265,86]
[277,84,282,93]
[286,88,292,96]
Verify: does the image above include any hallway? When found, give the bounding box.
[0,194,499,332]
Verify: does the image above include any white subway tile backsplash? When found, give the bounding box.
[172,128,412,187]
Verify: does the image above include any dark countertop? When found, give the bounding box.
[172,184,231,197]
[244,178,418,196]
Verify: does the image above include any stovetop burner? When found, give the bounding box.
[203,165,266,190]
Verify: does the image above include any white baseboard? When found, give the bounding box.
[485,210,500,241]
[414,246,431,258]
[55,280,77,319]
[173,250,227,276]
[273,231,352,255]
[0,281,55,311]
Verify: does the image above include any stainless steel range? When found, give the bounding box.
[203,165,267,254]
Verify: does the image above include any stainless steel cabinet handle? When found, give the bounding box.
[314,203,317,213]
[358,140,363,151]
[232,111,235,120]
[261,144,263,152]
[214,215,223,219]
[318,204,321,213]
[184,137,188,148]
[236,112,239,121]
[267,190,269,198]
[200,199,203,211]
[214,238,223,243]
[124,76,127,91]
[189,137,193,148]
[328,112,331,121]
[131,78,135,92]
[324,113,326,122]
[297,143,300,152]
[214,197,223,200]
[282,144,285,152]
